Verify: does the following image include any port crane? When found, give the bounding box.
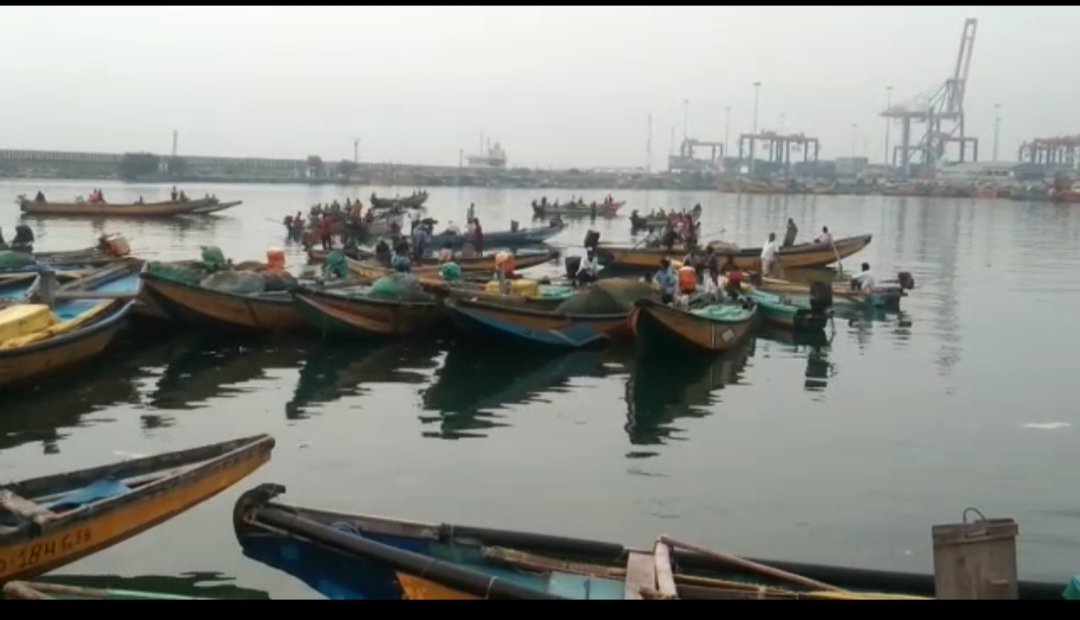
[882,18,979,177]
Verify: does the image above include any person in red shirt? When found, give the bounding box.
[317,214,333,251]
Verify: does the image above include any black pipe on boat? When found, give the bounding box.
[253,507,562,600]
[436,523,628,560]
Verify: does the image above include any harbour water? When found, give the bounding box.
[1,179,1078,597]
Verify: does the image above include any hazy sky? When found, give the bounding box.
[2,6,1077,169]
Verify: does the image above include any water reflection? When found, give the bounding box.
[37,572,269,599]
[623,338,754,457]
[756,328,834,392]
[0,334,181,455]
[147,335,309,416]
[286,339,441,419]
[421,343,629,439]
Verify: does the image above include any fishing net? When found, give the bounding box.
[553,278,654,315]
[439,262,463,282]
[145,261,205,285]
[0,251,37,269]
[200,246,228,272]
[323,251,349,279]
[367,273,433,302]
[262,271,299,292]
[200,271,266,295]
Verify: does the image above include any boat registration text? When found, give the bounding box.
[0,528,92,577]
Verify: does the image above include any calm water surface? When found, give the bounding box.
[1,179,1078,597]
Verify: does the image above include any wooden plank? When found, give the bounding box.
[624,552,656,600]
[654,542,678,598]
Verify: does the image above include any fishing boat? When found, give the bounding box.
[309,247,558,275]
[0,261,143,389]
[233,484,1066,600]
[759,272,914,311]
[139,266,307,332]
[424,279,574,309]
[531,200,624,218]
[343,249,557,281]
[629,298,759,354]
[19,197,215,217]
[370,191,429,211]
[443,280,651,349]
[595,234,873,272]
[741,287,830,331]
[3,581,207,600]
[0,434,273,582]
[429,224,564,252]
[188,200,243,215]
[292,283,444,338]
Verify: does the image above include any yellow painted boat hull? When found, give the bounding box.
[0,434,274,581]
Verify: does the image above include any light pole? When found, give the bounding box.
[724,106,731,159]
[884,86,893,166]
[750,82,761,176]
[993,103,1001,161]
[682,98,689,142]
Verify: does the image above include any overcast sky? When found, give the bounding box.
[1,6,1075,169]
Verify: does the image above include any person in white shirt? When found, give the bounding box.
[815,226,833,245]
[851,262,876,292]
[576,249,600,285]
[444,220,461,235]
[760,232,781,278]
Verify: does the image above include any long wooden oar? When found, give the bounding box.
[658,535,848,593]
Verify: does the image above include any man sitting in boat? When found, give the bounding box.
[654,258,678,305]
[575,249,600,286]
[814,226,832,245]
[851,262,876,292]
[34,191,46,203]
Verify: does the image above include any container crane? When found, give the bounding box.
[882,18,979,177]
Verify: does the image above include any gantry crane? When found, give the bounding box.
[882,18,979,177]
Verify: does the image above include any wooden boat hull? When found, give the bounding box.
[344,249,557,280]
[1,434,274,582]
[629,299,759,353]
[0,300,134,389]
[292,286,443,338]
[20,198,214,217]
[596,234,873,272]
[532,201,624,217]
[424,281,571,309]
[232,484,1066,600]
[188,200,243,215]
[309,248,557,275]
[430,226,564,251]
[139,269,306,332]
[444,297,629,349]
[759,277,902,310]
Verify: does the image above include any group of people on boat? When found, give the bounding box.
[85,189,107,204]
[169,187,190,203]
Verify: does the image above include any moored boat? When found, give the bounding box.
[343,249,557,281]
[443,280,653,349]
[0,434,274,582]
[741,287,830,331]
[629,298,759,354]
[595,234,873,272]
[139,265,307,332]
[19,198,215,217]
[370,191,429,211]
[430,224,564,251]
[233,484,1066,600]
[309,247,558,275]
[0,261,143,389]
[292,283,444,338]
[531,200,624,218]
[758,272,913,311]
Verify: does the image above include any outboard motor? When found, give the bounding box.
[896,271,915,290]
[564,256,582,281]
[583,230,600,251]
[809,281,834,314]
[12,224,35,245]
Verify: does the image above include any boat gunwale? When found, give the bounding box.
[632,297,760,326]
[138,268,296,308]
[292,285,440,310]
[446,295,630,321]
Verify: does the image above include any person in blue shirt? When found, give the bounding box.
[654,258,678,304]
